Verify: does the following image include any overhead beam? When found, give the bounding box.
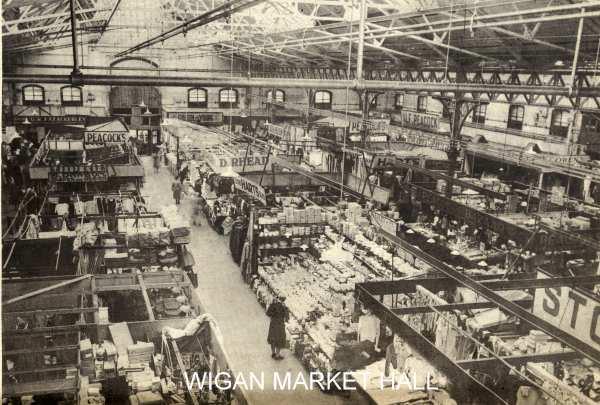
[5,74,600,96]
[3,0,63,8]
[114,0,267,57]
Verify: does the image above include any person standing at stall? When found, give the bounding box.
[266,295,289,360]
[172,181,183,205]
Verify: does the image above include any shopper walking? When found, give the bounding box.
[266,295,289,360]
[172,181,183,205]
[153,151,161,173]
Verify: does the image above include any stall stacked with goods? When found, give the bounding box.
[2,272,241,405]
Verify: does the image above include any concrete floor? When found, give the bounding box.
[141,157,363,405]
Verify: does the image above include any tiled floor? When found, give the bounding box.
[141,157,362,405]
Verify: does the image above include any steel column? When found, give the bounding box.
[68,0,81,76]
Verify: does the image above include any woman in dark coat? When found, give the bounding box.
[266,295,289,360]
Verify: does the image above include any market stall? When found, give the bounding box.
[2,272,243,405]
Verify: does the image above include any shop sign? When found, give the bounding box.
[349,121,362,134]
[533,272,600,351]
[50,164,108,182]
[266,123,285,139]
[370,211,398,236]
[15,115,87,124]
[208,154,272,173]
[368,135,388,143]
[403,129,451,152]
[365,119,390,133]
[394,111,439,131]
[84,131,128,146]
[233,176,267,205]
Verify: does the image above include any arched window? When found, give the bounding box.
[22,85,45,106]
[188,88,207,108]
[472,103,487,124]
[417,95,428,112]
[394,94,404,111]
[550,109,570,137]
[61,86,82,106]
[219,88,238,108]
[314,90,332,110]
[266,89,285,103]
[507,105,525,130]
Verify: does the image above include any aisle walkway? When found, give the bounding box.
[140,158,360,405]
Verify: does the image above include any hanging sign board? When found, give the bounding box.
[533,272,600,351]
[370,211,398,236]
[233,176,267,205]
[15,115,86,124]
[368,135,388,143]
[50,164,108,182]
[364,119,390,133]
[206,153,272,173]
[84,131,128,146]
[266,123,285,139]
[403,129,451,152]
[394,111,440,131]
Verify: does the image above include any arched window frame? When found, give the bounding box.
[314,90,332,110]
[472,103,488,124]
[394,93,404,111]
[267,89,286,103]
[417,95,428,113]
[60,86,83,106]
[22,85,45,106]
[550,109,570,137]
[219,88,238,108]
[508,104,525,130]
[188,88,208,108]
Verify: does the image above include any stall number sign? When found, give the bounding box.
[50,164,108,182]
[233,176,267,205]
[370,211,398,236]
[85,131,128,146]
[533,272,600,351]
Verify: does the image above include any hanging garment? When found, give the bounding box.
[55,203,69,216]
[122,198,135,213]
[25,214,40,239]
[384,342,411,376]
[74,201,85,216]
[85,200,99,215]
[515,386,547,405]
[240,241,251,282]
[357,314,380,343]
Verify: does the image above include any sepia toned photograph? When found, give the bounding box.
[2,0,600,404]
